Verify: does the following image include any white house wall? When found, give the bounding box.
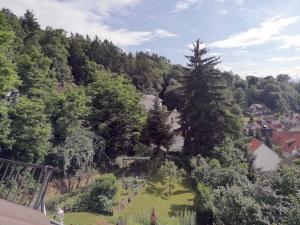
[253,144,280,171]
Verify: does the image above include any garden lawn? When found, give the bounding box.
[57,175,195,225]
[63,212,109,225]
[119,176,195,225]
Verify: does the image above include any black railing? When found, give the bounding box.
[0,158,58,213]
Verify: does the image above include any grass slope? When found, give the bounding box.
[119,177,195,224]
[59,175,195,225]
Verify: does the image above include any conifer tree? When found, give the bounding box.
[40,27,72,83]
[141,98,174,153]
[180,40,241,156]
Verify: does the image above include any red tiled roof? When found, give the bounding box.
[248,138,263,152]
[285,138,296,144]
[271,131,300,153]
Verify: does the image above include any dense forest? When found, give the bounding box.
[1,8,300,225]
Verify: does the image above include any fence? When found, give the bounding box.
[0,157,58,213]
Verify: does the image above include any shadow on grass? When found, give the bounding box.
[145,182,168,200]
[168,204,194,217]
[171,189,191,195]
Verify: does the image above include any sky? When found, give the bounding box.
[2,0,300,79]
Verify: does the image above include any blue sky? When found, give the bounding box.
[2,0,300,79]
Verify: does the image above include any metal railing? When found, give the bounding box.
[0,158,58,214]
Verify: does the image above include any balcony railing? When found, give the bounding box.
[0,157,58,214]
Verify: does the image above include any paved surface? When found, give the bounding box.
[0,199,51,225]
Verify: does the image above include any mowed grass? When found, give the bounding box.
[59,175,195,225]
[119,176,195,225]
[63,212,109,225]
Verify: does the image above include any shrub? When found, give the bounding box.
[177,210,196,225]
[87,173,118,214]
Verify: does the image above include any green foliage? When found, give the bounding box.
[159,160,185,195]
[180,40,241,156]
[177,210,196,225]
[0,28,21,95]
[132,52,171,94]
[212,185,265,225]
[17,44,54,98]
[0,52,20,95]
[191,156,249,189]
[21,10,40,37]
[68,33,90,85]
[194,182,212,213]
[40,27,72,82]
[47,87,88,144]
[141,98,174,151]
[286,194,300,225]
[88,173,118,214]
[9,97,51,162]
[273,165,300,196]
[89,70,145,160]
[212,180,290,225]
[46,190,89,213]
[0,103,14,152]
[46,126,94,176]
[121,176,143,191]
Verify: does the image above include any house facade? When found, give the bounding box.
[271,131,300,158]
[248,138,280,171]
[245,104,272,116]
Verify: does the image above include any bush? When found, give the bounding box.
[46,190,89,213]
[177,210,196,225]
[87,173,118,214]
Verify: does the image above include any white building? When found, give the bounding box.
[248,138,280,172]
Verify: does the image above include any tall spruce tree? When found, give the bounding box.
[180,40,241,156]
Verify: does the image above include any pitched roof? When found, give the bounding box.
[140,95,162,111]
[248,138,263,152]
[271,131,300,153]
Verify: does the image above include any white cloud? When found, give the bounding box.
[217,9,229,15]
[216,0,244,5]
[231,0,244,6]
[0,0,177,47]
[173,0,203,12]
[210,15,299,48]
[210,52,223,56]
[267,56,300,62]
[273,35,300,49]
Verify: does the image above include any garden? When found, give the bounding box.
[46,161,196,225]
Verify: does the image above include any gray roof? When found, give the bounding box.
[140,95,162,111]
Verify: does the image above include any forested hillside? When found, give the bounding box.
[1,8,300,225]
[0,9,184,167]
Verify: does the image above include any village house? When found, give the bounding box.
[248,138,280,171]
[166,109,184,152]
[140,95,183,153]
[245,104,272,116]
[271,131,300,158]
[140,95,163,111]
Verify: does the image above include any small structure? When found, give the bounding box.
[140,95,162,111]
[248,138,280,171]
[56,208,64,225]
[271,131,300,158]
[121,156,151,177]
[140,95,184,153]
[166,109,184,153]
[245,104,272,116]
